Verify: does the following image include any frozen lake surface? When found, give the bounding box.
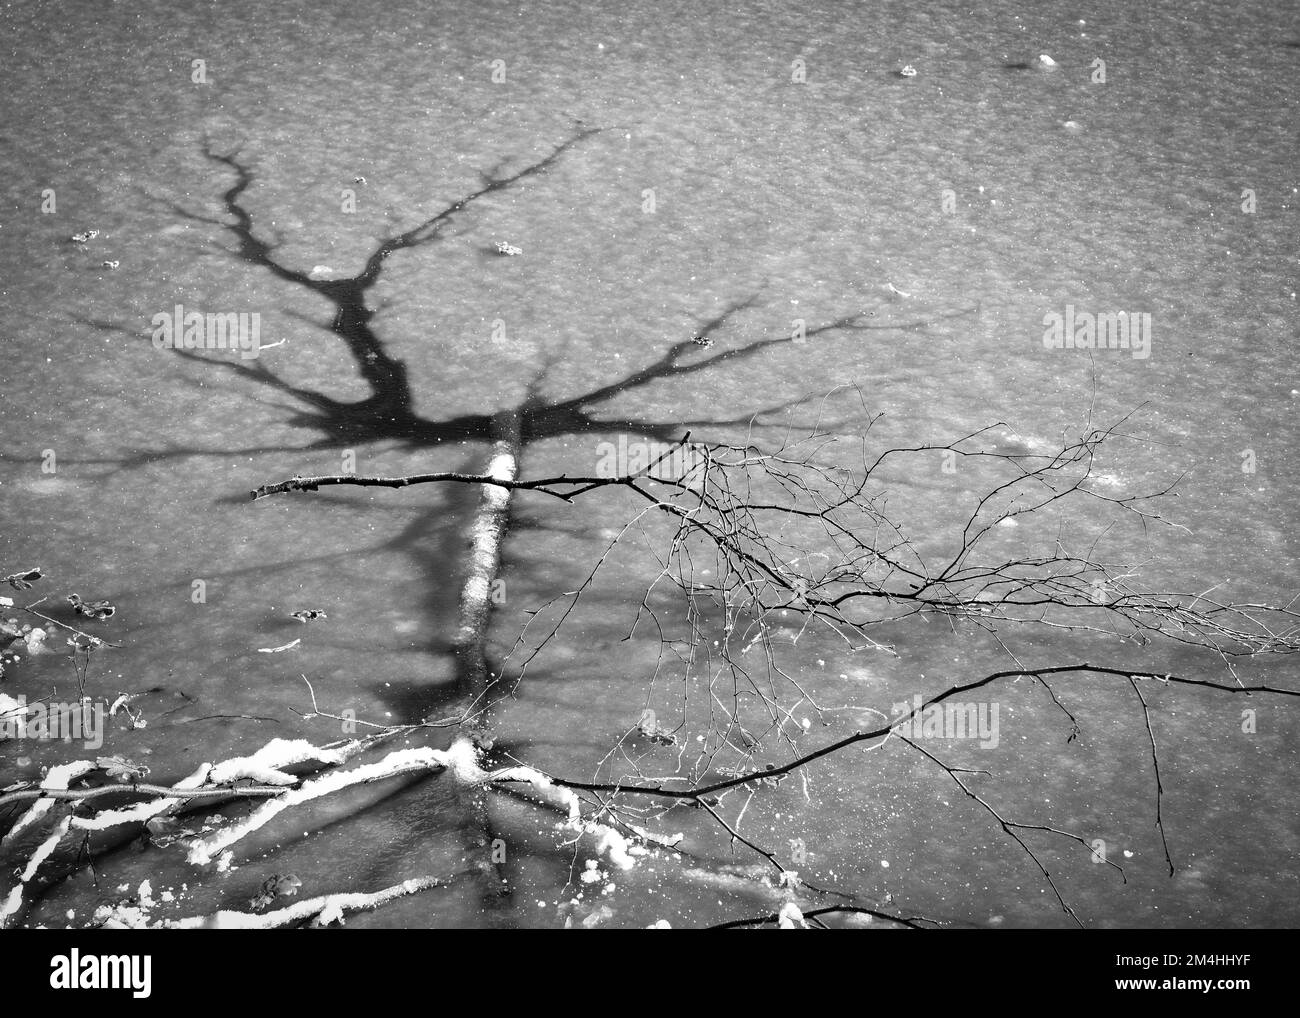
[1,0,1297,928]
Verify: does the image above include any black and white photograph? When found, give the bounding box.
[0,0,1294,991]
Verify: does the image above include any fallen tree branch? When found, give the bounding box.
[183,743,476,865]
[519,663,1300,801]
[122,876,450,929]
[452,410,521,698]
[708,904,937,930]
[1127,674,1175,876]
